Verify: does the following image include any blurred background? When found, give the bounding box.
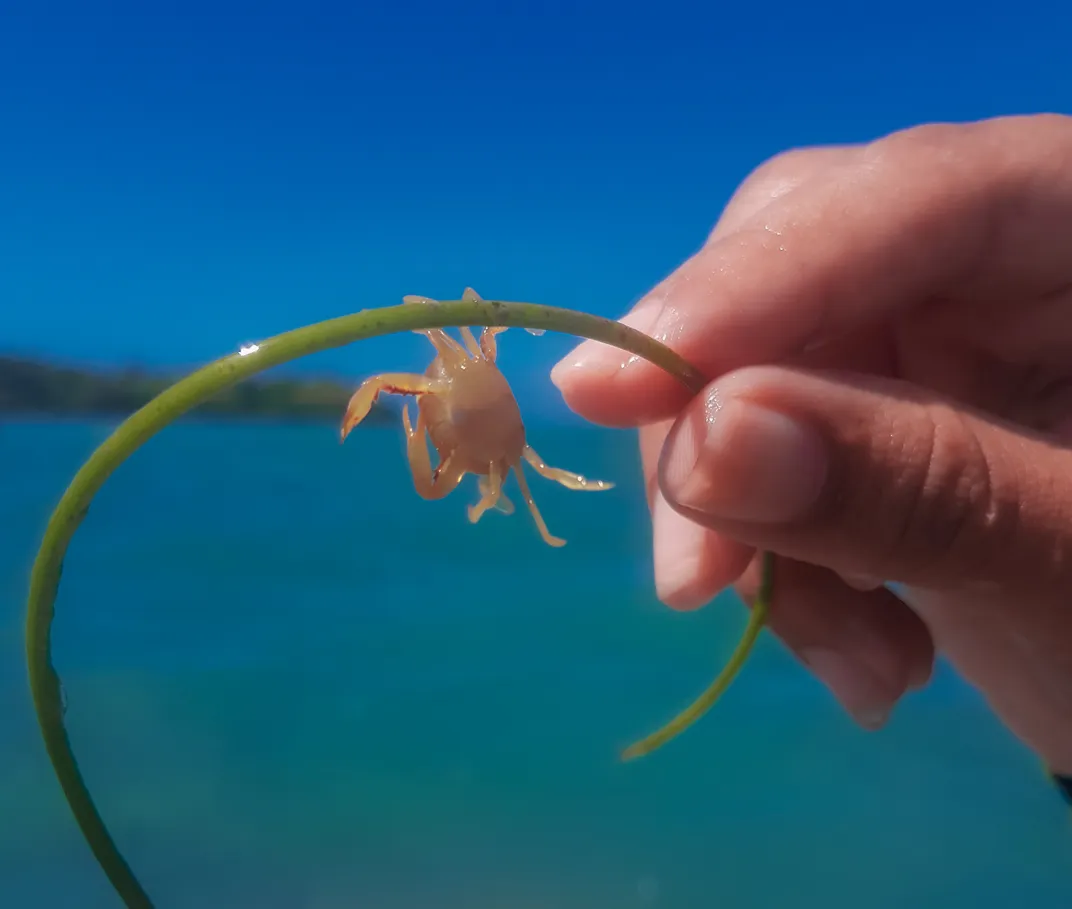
[3,1,1072,907]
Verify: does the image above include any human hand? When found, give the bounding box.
[551,114,1072,774]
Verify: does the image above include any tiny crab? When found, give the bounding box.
[340,288,614,546]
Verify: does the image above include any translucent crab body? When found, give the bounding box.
[340,288,614,545]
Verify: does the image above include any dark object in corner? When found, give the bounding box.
[1053,773,1072,807]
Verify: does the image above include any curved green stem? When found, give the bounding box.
[620,550,774,760]
[25,297,773,907]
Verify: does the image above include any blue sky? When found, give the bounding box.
[2,0,1069,416]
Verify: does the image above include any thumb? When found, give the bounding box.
[657,366,1072,596]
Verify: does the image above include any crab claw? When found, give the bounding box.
[340,373,441,442]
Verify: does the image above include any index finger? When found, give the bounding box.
[551,115,1072,427]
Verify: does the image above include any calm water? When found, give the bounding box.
[1,421,1070,908]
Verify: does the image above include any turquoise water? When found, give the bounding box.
[2,421,1070,908]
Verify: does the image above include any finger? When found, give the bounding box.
[552,115,1072,427]
[641,420,754,610]
[654,364,1072,768]
[886,583,1072,773]
[657,364,1072,595]
[640,332,889,611]
[708,144,862,242]
[735,555,935,729]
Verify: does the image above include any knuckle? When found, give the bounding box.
[736,148,829,202]
[868,404,1000,582]
[751,145,839,181]
[861,123,978,188]
[709,146,857,242]
[748,147,816,183]
[868,120,991,164]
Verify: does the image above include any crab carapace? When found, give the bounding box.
[340,288,614,546]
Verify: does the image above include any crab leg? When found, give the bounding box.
[459,329,482,358]
[426,330,471,365]
[402,404,467,500]
[478,326,508,361]
[340,373,444,441]
[468,461,507,523]
[403,295,473,365]
[478,475,515,515]
[433,285,480,355]
[521,445,615,492]
[458,288,509,361]
[511,462,566,547]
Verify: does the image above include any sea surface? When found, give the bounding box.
[2,421,1070,908]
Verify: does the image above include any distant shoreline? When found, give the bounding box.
[0,355,395,423]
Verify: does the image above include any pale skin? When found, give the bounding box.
[552,114,1072,777]
[340,287,614,546]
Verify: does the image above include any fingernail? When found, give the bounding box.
[662,395,828,524]
[550,297,665,388]
[799,647,894,731]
